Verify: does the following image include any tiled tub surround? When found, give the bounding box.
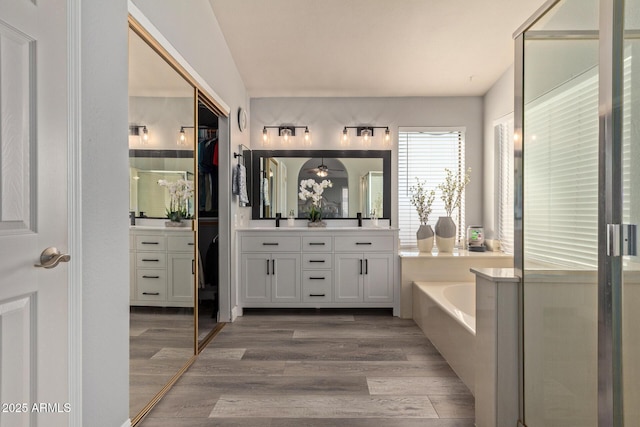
[412,268,520,427]
[412,282,476,394]
[399,250,513,318]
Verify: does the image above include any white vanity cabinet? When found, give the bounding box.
[130,228,194,307]
[238,228,399,315]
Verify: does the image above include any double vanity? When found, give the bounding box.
[237,226,400,315]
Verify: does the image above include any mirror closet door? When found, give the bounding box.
[196,96,222,347]
[128,24,197,424]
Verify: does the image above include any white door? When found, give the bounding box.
[334,253,364,302]
[241,253,271,303]
[363,253,393,303]
[271,253,300,302]
[0,0,70,426]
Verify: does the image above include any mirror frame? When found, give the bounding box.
[251,149,391,219]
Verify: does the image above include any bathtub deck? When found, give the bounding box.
[138,308,475,427]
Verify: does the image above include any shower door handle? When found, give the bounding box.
[607,224,637,256]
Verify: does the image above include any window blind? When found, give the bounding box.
[398,129,466,248]
[523,59,631,269]
[496,116,514,254]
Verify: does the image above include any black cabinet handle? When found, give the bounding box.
[262,242,279,246]
[142,275,160,279]
[192,259,195,275]
[272,259,276,274]
[309,277,325,280]
[142,292,160,296]
[141,259,159,262]
[365,259,368,274]
[309,242,325,246]
[141,241,159,245]
[359,259,363,275]
[266,259,270,275]
[309,294,326,297]
[356,242,372,245]
[188,242,195,246]
[309,260,325,263]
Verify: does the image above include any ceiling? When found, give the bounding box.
[209,0,548,98]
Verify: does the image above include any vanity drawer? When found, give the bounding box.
[302,272,332,302]
[302,253,332,269]
[168,235,195,252]
[334,235,394,252]
[302,236,332,252]
[135,235,167,252]
[241,236,301,252]
[136,252,167,268]
[136,270,167,301]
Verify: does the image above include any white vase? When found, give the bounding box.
[435,216,456,253]
[165,220,186,227]
[287,218,295,226]
[416,224,434,253]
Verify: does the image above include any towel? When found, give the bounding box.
[232,165,239,196]
[238,164,249,204]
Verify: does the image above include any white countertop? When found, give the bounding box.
[237,226,398,231]
[471,267,519,282]
[399,249,513,259]
[130,225,193,231]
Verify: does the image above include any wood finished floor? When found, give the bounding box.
[139,309,475,427]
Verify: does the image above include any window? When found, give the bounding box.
[523,62,631,268]
[398,128,466,248]
[496,115,514,254]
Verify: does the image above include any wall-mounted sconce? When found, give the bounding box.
[129,124,149,145]
[262,125,311,146]
[342,126,391,147]
[178,126,196,146]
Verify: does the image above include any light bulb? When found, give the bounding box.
[263,128,268,142]
[142,126,149,143]
[317,170,328,177]
[362,129,370,142]
[343,128,348,141]
[304,127,310,142]
[385,128,390,142]
[179,128,186,144]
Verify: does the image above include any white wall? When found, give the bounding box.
[81,0,130,426]
[131,0,250,320]
[250,97,484,228]
[483,65,514,240]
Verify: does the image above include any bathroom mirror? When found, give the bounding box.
[128,25,196,423]
[251,150,391,219]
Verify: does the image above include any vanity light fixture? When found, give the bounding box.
[129,124,149,145]
[262,125,311,146]
[178,126,195,146]
[342,126,391,147]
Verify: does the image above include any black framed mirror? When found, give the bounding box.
[251,150,391,219]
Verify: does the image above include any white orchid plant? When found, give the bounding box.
[298,179,332,222]
[158,178,194,222]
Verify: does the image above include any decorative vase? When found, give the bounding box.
[288,218,295,226]
[435,216,456,253]
[165,220,187,227]
[416,224,434,252]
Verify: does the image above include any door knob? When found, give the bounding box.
[34,247,71,269]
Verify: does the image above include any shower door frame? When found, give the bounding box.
[514,0,626,426]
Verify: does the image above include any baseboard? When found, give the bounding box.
[231,305,241,321]
[121,419,132,427]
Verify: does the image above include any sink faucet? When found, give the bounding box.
[275,212,281,228]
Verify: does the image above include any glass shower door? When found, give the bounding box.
[521,1,600,425]
[623,1,640,423]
